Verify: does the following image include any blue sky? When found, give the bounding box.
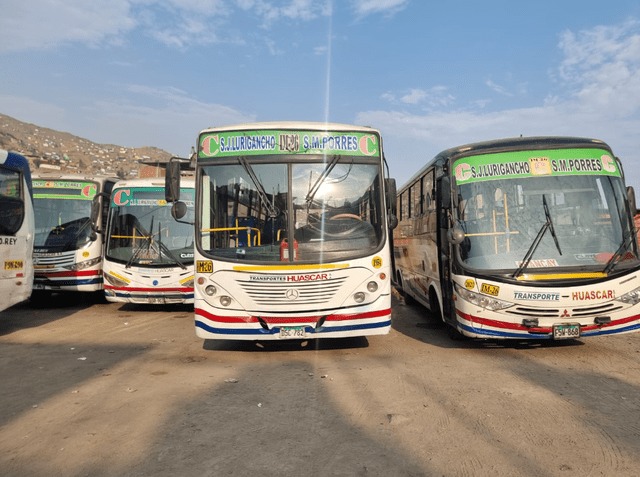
[2,0,640,191]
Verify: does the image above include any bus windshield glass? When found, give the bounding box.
[106,187,195,267]
[453,148,638,273]
[199,159,384,262]
[33,180,97,252]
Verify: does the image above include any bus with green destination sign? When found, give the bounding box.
[165,122,398,340]
[102,177,195,304]
[31,174,118,296]
[394,136,640,340]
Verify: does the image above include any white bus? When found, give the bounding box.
[31,174,118,296]
[102,177,195,304]
[394,136,640,340]
[165,122,398,340]
[0,150,34,311]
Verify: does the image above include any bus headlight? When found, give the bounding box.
[367,281,378,292]
[104,272,129,288]
[454,282,514,311]
[220,296,232,306]
[64,257,102,271]
[205,285,217,296]
[616,286,640,305]
[354,292,366,303]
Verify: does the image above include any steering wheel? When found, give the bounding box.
[329,213,362,221]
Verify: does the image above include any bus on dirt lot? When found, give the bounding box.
[165,122,398,340]
[394,136,640,340]
[0,150,34,311]
[31,174,118,296]
[102,177,195,304]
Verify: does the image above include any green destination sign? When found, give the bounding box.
[33,181,97,200]
[453,148,621,184]
[199,129,381,158]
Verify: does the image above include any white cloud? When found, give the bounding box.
[485,79,514,97]
[382,86,455,109]
[0,0,137,53]
[351,0,410,17]
[358,20,640,188]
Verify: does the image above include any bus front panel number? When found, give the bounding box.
[279,326,306,339]
[553,324,580,339]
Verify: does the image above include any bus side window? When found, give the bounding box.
[411,182,421,218]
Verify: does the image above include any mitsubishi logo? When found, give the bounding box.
[285,288,299,300]
[561,309,571,318]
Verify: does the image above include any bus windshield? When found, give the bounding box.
[199,159,384,263]
[106,187,195,267]
[454,149,638,273]
[33,181,97,252]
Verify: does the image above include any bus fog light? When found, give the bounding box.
[205,285,217,296]
[220,296,232,306]
[354,292,365,303]
[367,281,378,292]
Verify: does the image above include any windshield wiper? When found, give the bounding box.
[237,156,279,218]
[305,154,341,207]
[126,217,154,269]
[513,195,562,278]
[603,230,634,275]
[157,221,186,270]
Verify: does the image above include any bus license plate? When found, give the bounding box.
[553,324,580,339]
[279,327,306,339]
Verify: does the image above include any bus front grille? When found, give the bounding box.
[237,277,347,306]
[506,301,623,319]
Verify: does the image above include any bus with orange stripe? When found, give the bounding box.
[394,136,640,340]
[165,122,398,340]
[102,177,195,304]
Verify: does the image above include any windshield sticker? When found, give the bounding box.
[513,291,560,301]
[572,290,615,300]
[454,149,621,183]
[199,129,380,158]
[515,259,559,268]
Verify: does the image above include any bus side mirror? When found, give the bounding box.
[627,186,637,217]
[447,225,465,244]
[172,201,188,220]
[165,159,181,203]
[385,178,397,215]
[388,213,398,230]
[441,176,451,209]
[90,192,109,238]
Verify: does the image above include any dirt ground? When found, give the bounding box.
[1,290,640,477]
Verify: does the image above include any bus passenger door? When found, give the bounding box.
[436,174,454,323]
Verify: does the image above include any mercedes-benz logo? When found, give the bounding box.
[285,288,299,300]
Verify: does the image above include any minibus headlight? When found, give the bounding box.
[454,282,513,311]
[64,257,102,271]
[616,286,640,305]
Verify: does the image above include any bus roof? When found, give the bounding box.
[400,136,614,192]
[111,177,195,189]
[32,172,120,185]
[198,121,381,135]
[1,149,33,198]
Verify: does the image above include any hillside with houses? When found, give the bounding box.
[0,112,173,178]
